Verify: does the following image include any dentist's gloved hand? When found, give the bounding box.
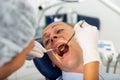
[26,41,46,60]
[74,20,100,64]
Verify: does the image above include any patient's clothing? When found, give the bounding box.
[57,71,120,80]
[62,71,83,80]
[99,72,120,80]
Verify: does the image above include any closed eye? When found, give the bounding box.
[56,29,64,34]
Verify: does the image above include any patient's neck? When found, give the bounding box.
[63,62,84,73]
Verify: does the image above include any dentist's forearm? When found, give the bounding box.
[84,61,99,80]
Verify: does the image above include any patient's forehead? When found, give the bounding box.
[42,22,73,33]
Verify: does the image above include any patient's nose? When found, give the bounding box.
[50,35,58,42]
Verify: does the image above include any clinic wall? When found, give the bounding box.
[34,0,120,53]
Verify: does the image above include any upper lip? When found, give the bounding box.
[54,41,66,49]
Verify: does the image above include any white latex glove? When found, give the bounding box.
[26,41,46,60]
[74,20,100,64]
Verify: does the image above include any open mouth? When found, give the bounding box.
[55,43,69,57]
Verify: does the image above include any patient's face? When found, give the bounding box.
[42,22,83,72]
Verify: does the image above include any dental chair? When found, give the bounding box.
[33,38,62,80]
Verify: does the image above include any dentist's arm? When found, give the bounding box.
[74,21,100,80]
